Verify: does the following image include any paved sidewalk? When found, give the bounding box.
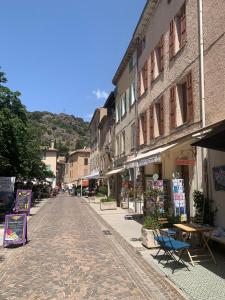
[86,198,225,300]
[0,195,186,300]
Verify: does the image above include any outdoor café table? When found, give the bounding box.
[173,223,216,266]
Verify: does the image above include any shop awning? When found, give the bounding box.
[81,171,100,180]
[105,168,124,176]
[126,144,177,168]
[192,121,225,152]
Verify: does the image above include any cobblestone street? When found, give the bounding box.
[0,195,185,300]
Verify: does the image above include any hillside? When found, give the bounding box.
[28,111,90,156]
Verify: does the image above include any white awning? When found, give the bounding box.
[126,144,177,168]
[81,171,100,180]
[105,168,124,176]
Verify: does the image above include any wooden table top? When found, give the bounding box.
[174,223,214,232]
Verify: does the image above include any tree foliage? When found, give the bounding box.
[0,69,54,180]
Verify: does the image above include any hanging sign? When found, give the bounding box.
[14,190,32,215]
[3,214,27,247]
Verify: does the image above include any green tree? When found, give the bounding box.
[0,69,54,180]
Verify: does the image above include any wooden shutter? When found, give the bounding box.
[160,35,164,72]
[187,72,194,122]
[137,72,141,98]
[136,118,140,147]
[143,61,148,91]
[159,96,164,135]
[150,51,155,82]
[142,112,147,145]
[180,5,186,47]
[169,19,175,59]
[149,104,154,140]
[170,86,176,129]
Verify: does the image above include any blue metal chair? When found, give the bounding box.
[153,229,190,272]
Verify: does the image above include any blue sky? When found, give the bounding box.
[0,0,146,121]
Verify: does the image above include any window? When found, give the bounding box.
[177,71,194,126]
[116,101,121,123]
[140,111,147,145]
[154,96,164,137]
[116,135,120,156]
[129,81,136,106]
[169,3,186,59]
[137,36,146,58]
[131,123,135,150]
[138,61,148,97]
[121,131,125,154]
[121,94,126,117]
[155,35,164,78]
[169,86,177,129]
[84,158,88,165]
[129,51,137,72]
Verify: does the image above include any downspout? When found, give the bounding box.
[133,37,140,213]
[198,0,208,219]
[198,0,206,127]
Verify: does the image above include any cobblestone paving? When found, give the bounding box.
[0,195,186,300]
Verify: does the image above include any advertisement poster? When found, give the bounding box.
[15,190,32,214]
[3,214,27,247]
[0,177,15,214]
[172,179,187,221]
[212,166,225,191]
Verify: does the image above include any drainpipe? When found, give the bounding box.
[133,37,140,213]
[198,0,205,128]
[198,0,208,218]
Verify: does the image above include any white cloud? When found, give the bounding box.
[84,113,93,121]
[92,89,109,100]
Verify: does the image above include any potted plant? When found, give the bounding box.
[141,215,160,248]
[100,196,117,210]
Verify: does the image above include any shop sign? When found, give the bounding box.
[14,190,32,215]
[3,214,27,247]
[175,159,196,166]
[0,177,15,212]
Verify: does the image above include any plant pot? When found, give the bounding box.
[121,202,128,209]
[100,201,117,210]
[141,227,159,249]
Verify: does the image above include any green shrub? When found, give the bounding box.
[101,197,116,202]
[143,216,160,230]
[98,185,108,196]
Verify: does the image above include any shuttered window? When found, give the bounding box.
[136,118,140,147]
[169,20,175,59]
[150,51,155,82]
[180,4,186,48]
[170,86,176,129]
[141,112,148,145]
[187,72,194,122]
[142,61,148,92]
[137,72,141,98]
[159,96,164,135]
[160,35,164,72]
[149,104,154,140]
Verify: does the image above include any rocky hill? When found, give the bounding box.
[28,111,89,156]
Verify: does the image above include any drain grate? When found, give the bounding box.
[130,237,143,242]
[102,229,112,235]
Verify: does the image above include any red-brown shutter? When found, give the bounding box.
[137,72,141,98]
[169,19,175,59]
[170,86,176,129]
[143,61,148,91]
[150,51,155,82]
[160,96,164,135]
[149,104,154,140]
[187,72,194,122]
[136,118,140,147]
[180,5,186,48]
[160,35,164,72]
[143,112,147,144]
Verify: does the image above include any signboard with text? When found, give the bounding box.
[3,214,27,247]
[0,177,15,214]
[14,190,32,215]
